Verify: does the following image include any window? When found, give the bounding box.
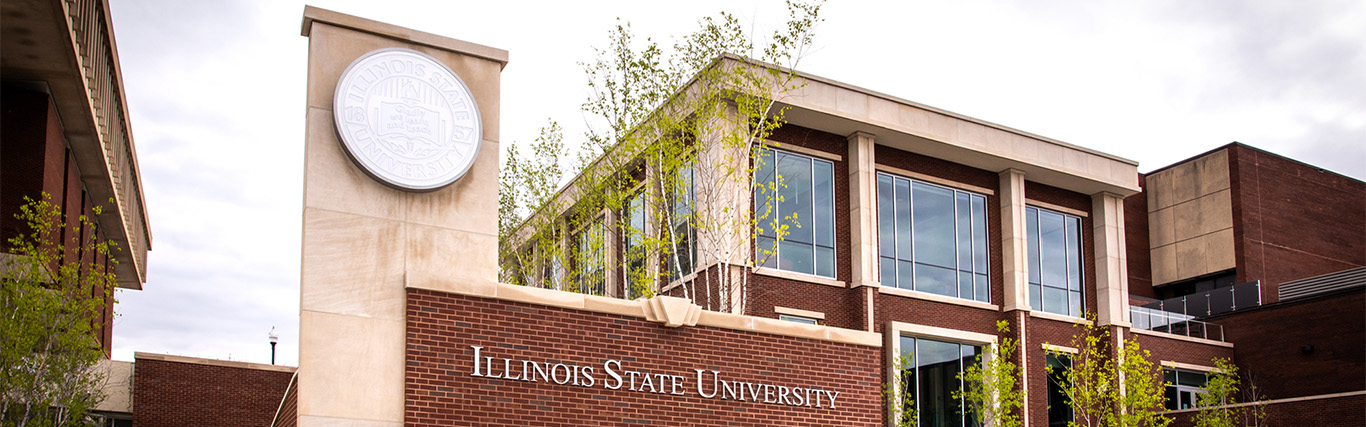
[754,148,836,278]
[778,314,819,325]
[1045,353,1074,426]
[666,165,695,282]
[898,336,981,427]
[573,217,606,296]
[877,174,990,302]
[1163,368,1208,410]
[1026,206,1084,317]
[623,189,648,299]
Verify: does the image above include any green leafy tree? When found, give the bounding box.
[1,194,117,426]
[1047,317,1171,427]
[1193,358,1268,427]
[498,1,824,311]
[955,320,1025,427]
[883,352,917,427]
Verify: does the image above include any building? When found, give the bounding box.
[275,7,1362,427]
[2,0,153,424]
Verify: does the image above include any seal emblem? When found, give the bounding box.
[333,48,482,191]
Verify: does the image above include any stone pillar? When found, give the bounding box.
[298,7,506,427]
[1092,192,1131,326]
[847,131,878,289]
[999,169,1031,312]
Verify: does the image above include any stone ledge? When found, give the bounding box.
[301,6,508,68]
[133,352,297,373]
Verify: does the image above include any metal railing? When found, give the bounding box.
[1130,306,1225,341]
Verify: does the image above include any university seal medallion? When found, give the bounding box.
[333,48,482,191]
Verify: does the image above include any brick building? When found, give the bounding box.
[2,0,152,424]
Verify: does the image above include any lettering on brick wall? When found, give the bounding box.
[469,346,840,409]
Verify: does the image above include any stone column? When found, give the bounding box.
[298,7,506,427]
[847,131,878,289]
[999,169,1031,312]
[1092,192,1131,326]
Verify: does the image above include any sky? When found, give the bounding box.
[105,0,1365,366]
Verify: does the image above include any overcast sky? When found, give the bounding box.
[106,0,1365,366]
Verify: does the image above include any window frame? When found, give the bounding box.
[621,185,649,299]
[1026,205,1086,317]
[1163,368,1209,410]
[753,147,837,279]
[571,214,607,296]
[876,172,992,303]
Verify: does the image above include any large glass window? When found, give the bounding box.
[666,166,695,282]
[573,217,606,296]
[1045,353,1074,426]
[1026,206,1084,317]
[898,336,981,427]
[877,174,990,302]
[1163,368,1208,410]
[623,189,647,299]
[754,148,836,279]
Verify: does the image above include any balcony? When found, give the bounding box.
[1129,280,1262,342]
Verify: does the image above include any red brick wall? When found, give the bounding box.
[1125,174,1155,298]
[1227,144,1366,302]
[405,288,884,427]
[132,357,295,427]
[271,376,297,427]
[1,88,117,355]
[1169,393,1366,427]
[1209,289,1365,399]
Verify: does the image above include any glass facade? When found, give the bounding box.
[1163,368,1208,410]
[623,190,647,299]
[667,166,695,282]
[899,336,981,427]
[1026,206,1084,317]
[877,173,990,302]
[754,148,836,278]
[574,217,606,296]
[1045,353,1074,426]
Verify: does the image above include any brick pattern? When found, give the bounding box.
[271,376,297,427]
[1125,174,1154,298]
[1227,144,1366,302]
[1169,393,1366,427]
[1211,289,1365,399]
[405,288,884,427]
[1,88,117,356]
[132,358,294,427]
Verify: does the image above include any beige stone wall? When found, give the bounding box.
[1147,149,1235,285]
[298,7,505,427]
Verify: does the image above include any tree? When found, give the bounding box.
[883,352,917,427]
[1,194,117,426]
[1193,358,1268,427]
[1047,318,1171,427]
[955,320,1025,427]
[498,0,825,312]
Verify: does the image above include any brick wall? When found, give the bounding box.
[405,288,884,427]
[1,87,117,355]
[1210,289,1365,399]
[1168,393,1366,426]
[271,376,297,427]
[1125,174,1155,298]
[1227,144,1366,301]
[132,356,295,427]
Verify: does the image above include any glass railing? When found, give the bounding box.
[1130,306,1225,341]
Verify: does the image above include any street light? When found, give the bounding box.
[269,327,279,365]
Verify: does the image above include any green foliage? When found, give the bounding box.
[1047,317,1171,427]
[1,194,117,426]
[497,1,825,311]
[955,320,1024,427]
[1193,358,1268,427]
[883,352,917,427]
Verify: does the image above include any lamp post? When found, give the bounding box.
[269,327,279,365]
